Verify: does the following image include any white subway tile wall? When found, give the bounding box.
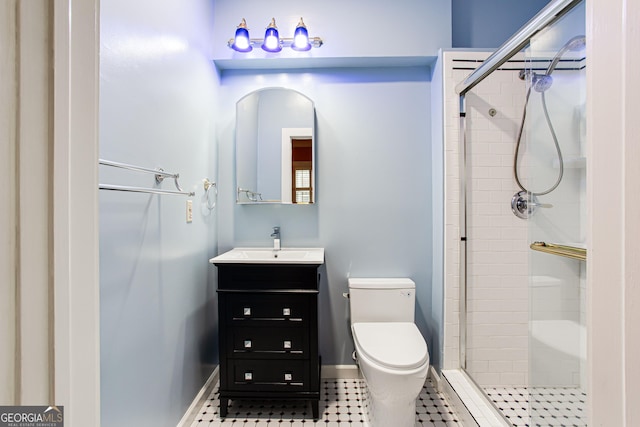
[442,51,530,386]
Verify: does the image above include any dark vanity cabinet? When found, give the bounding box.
[214,263,321,419]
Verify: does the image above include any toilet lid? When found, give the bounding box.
[352,322,429,370]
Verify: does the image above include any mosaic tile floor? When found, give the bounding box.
[190,378,460,426]
[484,387,587,427]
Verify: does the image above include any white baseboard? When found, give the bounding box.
[428,365,442,392]
[176,366,219,427]
[321,364,361,379]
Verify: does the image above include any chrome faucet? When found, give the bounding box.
[270,226,281,250]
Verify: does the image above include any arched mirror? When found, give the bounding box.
[235,88,315,204]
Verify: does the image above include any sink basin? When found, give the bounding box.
[210,247,325,265]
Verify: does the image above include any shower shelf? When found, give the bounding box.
[553,156,586,169]
[530,242,586,261]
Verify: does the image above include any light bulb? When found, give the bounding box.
[292,18,312,51]
[231,18,252,52]
[261,18,282,52]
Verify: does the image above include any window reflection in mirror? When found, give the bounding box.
[236,88,315,204]
[292,139,312,203]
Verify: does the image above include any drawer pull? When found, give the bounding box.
[243,307,251,316]
[244,340,252,349]
[282,308,291,316]
[284,373,292,381]
[244,372,253,381]
[283,340,292,349]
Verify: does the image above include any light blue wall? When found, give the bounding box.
[216,67,433,365]
[99,0,219,426]
[452,0,551,48]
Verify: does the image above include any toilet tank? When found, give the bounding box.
[348,278,415,323]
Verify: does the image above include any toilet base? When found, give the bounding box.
[355,347,428,427]
[363,385,418,427]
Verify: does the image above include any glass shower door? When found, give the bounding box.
[460,55,532,422]
[524,3,587,425]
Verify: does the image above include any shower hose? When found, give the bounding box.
[513,86,564,196]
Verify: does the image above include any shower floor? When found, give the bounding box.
[484,387,587,427]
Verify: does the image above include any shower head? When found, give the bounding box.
[527,35,585,93]
[519,69,555,93]
[532,74,554,93]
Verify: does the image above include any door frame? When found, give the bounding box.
[53,1,101,425]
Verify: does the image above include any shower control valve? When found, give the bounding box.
[511,190,553,219]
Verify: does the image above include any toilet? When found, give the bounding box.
[348,278,429,427]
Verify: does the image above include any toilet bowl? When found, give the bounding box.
[348,278,430,427]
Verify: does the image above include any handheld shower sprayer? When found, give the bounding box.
[519,35,586,93]
[545,35,586,76]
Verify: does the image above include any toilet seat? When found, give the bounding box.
[352,322,428,370]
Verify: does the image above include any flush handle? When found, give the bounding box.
[244,372,253,381]
[284,373,292,381]
[243,307,251,316]
[282,308,291,316]
[244,340,252,349]
[283,340,292,349]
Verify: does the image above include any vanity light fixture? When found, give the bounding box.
[229,17,323,53]
[292,18,312,51]
[231,18,252,52]
[262,18,282,52]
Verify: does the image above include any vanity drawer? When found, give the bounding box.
[228,359,310,392]
[217,265,319,291]
[226,294,313,324]
[229,326,307,359]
